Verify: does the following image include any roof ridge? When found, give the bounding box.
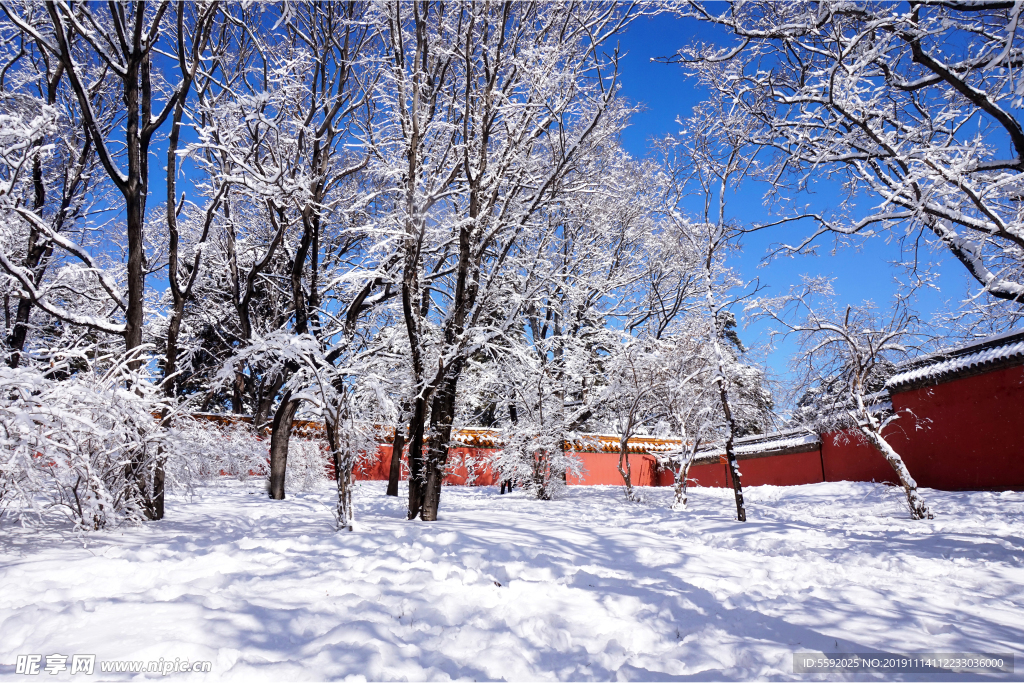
[888,331,1024,391]
[896,328,1024,371]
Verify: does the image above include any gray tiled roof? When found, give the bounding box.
[887,329,1024,391]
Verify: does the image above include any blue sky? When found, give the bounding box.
[612,13,973,383]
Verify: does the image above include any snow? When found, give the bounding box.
[887,331,1024,390]
[729,431,820,456]
[692,428,821,462]
[2,481,1024,681]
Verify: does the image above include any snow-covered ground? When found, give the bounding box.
[2,481,1023,681]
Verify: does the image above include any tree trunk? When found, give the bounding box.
[160,81,216,410]
[422,448,445,520]
[151,462,165,520]
[8,65,68,367]
[268,392,300,500]
[122,105,147,371]
[121,191,152,517]
[162,304,184,397]
[387,425,405,497]
[255,372,286,434]
[559,438,569,486]
[500,403,519,494]
[7,187,49,367]
[672,464,687,510]
[7,237,52,368]
[148,407,177,522]
[7,295,34,368]
[617,438,635,502]
[326,416,354,531]
[420,372,459,521]
[232,364,246,414]
[672,442,699,511]
[717,381,746,522]
[533,451,553,500]
[860,426,932,520]
[406,395,428,519]
[290,218,314,336]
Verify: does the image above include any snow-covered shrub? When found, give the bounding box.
[0,356,163,530]
[0,366,50,525]
[285,436,331,491]
[164,417,335,493]
[493,426,583,500]
[163,417,269,484]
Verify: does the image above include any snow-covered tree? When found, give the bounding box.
[491,151,659,501]
[675,0,1024,328]
[602,339,666,502]
[647,331,718,510]
[0,16,117,369]
[183,2,380,505]
[754,277,933,520]
[662,100,770,522]
[2,2,219,367]
[213,331,384,530]
[0,2,225,519]
[0,347,166,530]
[368,1,643,520]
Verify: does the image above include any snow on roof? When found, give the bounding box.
[887,329,1024,391]
[692,427,821,463]
[733,431,820,455]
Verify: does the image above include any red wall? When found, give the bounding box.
[353,444,394,481]
[353,445,502,484]
[443,447,502,485]
[566,452,658,486]
[653,450,825,491]
[687,460,729,488]
[358,446,824,489]
[728,449,825,488]
[888,364,1024,491]
[353,446,660,487]
[820,433,898,485]
[342,365,1024,492]
[817,365,1024,491]
[653,460,730,488]
[218,358,1024,492]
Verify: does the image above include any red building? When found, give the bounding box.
[825,330,1024,491]
[251,330,1024,491]
[660,331,1024,491]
